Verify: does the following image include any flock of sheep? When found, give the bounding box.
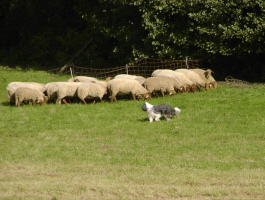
[6,68,217,106]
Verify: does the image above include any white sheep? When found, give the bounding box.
[190,68,218,88]
[152,69,197,92]
[45,82,65,103]
[67,76,112,88]
[114,74,145,80]
[6,82,46,104]
[14,87,46,106]
[135,77,146,85]
[114,74,146,85]
[175,69,210,90]
[55,82,82,104]
[151,69,169,77]
[77,82,107,104]
[143,77,176,97]
[107,79,151,102]
[67,76,98,82]
[156,76,186,93]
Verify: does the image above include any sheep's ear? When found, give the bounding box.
[206,69,214,75]
[204,71,209,78]
[106,77,114,81]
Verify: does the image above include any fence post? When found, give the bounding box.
[126,64,129,74]
[186,57,189,69]
[70,67,74,78]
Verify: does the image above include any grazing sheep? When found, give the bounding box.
[68,76,111,88]
[114,74,145,80]
[135,77,146,85]
[67,76,98,82]
[175,69,210,90]
[77,82,107,104]
[143,77,176,97]
[151,69,168,77]
[107,79,151,102]
[45,82,65,103]
[56,82,82,104]
[6,82,46,104]
[14,87,46,106]
[152,69,197,92]
[156,76,186,93]
[190,68,218,88]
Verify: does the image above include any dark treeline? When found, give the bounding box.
[0,0,265,82]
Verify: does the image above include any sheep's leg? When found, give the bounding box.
[82,99,87,104]
[130,92,136,100]
[56,98,61,104]
[62,98,68,104]
[110,96,115,102]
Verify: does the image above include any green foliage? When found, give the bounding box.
[131,0,265,58]
[0,1,265,81]
[0,66,265,199]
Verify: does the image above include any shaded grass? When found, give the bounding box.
[0,66,265,199]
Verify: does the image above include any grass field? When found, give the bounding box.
[0,66,265,199]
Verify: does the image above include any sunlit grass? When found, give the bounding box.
[0,66,265,199]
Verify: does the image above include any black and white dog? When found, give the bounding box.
[142,102,181,122]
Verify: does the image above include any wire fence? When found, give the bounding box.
[47,58,202,79]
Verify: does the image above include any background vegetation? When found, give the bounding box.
[0,66,265,199]
[0,0,265,82]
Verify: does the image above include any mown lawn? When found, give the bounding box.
[0,66,264,199]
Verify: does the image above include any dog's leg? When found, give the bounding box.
[148,116,154,122]
[148,113,154,122]
[165,114,171,121]
[155,113,162,121]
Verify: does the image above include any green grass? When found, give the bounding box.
[0,66,265,199]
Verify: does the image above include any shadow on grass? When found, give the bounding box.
[0,101,12,106]
[138,118,150,122]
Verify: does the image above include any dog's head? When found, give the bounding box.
[173,107,181,115]
[142,102,153,112]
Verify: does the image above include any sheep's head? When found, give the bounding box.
[105,77,114,82]
[38,100,46,105]
[143,93,152,101]
[190,84,197,92]
[73,78,80,82]
[36,99,46,105]
[178,86,185,93]
[169,90,176,96]
[210,81,217,88]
